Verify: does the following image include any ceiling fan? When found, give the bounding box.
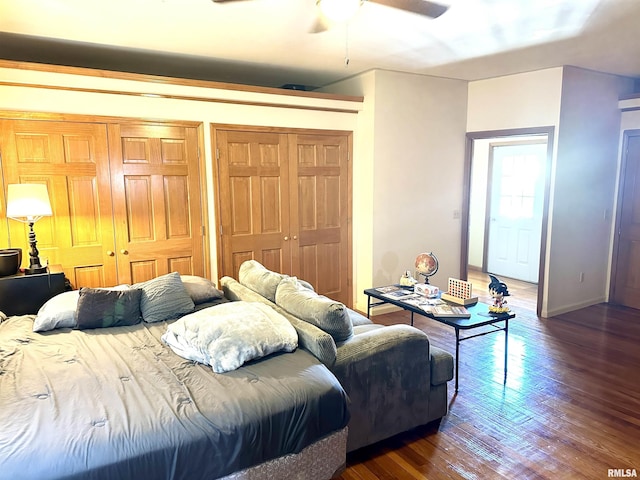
[212,0,449,33]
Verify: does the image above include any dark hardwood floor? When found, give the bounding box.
[338,275,640,479]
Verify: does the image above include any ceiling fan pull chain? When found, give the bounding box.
[344,24,350,67]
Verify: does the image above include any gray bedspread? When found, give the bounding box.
[0,312,349,480]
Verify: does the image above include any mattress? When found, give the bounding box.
[0,312,350,479]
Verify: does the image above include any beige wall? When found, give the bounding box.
[324,70,468,312]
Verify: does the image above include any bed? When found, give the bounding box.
[0,274,349,480]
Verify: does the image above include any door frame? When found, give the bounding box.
[610,128,640,303]
[461,127,555,316]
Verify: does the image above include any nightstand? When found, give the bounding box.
[0,265,66,316]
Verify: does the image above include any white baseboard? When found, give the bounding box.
[368,303,404,316]
[543,296,607,318]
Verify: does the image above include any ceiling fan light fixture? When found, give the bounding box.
[317,0,362,23]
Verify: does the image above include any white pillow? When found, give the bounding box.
[33,291,80,332]
[162,301,298,373]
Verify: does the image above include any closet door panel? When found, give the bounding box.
[0,120,117,288]
[123,176,154,242]
[217,130,291,279]
[109,124,204,284]
[291,134,350,305]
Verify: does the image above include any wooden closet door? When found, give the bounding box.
[108,124,205,284]
[215,127,352,306]
[217,130,291,279]
[612,132,640,308]
[290,133,351,306]
[0,119,117,288]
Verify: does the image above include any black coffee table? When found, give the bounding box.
[364,287,516,391]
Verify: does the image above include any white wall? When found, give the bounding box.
[467,68,564,132]
[324,70,468,312]
[0,65,362,284]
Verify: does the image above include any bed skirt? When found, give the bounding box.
[221,427,348,480]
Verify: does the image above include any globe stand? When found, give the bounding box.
[417,272,432,284]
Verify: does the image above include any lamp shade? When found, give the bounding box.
[6,184,53,222]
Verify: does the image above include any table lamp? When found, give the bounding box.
[6,183,53,275]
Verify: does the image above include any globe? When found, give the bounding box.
[415,252,439,283]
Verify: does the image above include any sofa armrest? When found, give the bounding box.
[220,276,337,367]
[335,324,429,365]
[332,324,440,451]
[430,345,454,386]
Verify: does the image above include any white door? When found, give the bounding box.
[486,142,546,283]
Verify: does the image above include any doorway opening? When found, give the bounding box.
[462,127,555,316]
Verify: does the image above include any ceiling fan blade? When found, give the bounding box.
[309,11,332,34]
[368,0,448,18]
[309,17,330,34]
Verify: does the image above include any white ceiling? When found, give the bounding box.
[1,0,639,89]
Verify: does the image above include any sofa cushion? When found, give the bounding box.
[275,276,353,342]
[238,260,285,302]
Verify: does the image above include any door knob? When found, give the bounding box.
[120,249,129,255]
[284,236,289,241]
[293,235,298,240]
[106,250,115,257]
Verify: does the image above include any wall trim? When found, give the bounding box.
[0,60,364,107]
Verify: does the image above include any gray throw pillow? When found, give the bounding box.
[238,260,285,302]
[76,287,142,329]
[275,276,353,342]
[135,272,195,323]
[180,275,224,304]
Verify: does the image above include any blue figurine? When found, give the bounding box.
[488,274,510,313]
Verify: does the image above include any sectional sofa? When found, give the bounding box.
[221,260,454,452]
